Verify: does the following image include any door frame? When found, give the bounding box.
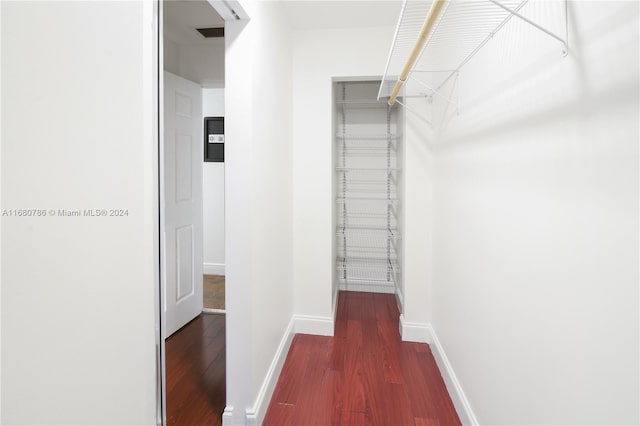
[155,1,248,424]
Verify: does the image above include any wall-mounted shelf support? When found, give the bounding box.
[395,98,433,126]
[410,72,459,112]
[488,0,568,57]
[379,0,569,125]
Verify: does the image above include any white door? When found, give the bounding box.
[163,71,203,338]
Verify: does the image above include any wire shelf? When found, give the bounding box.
[378,0,568,102]
[335,167,402,173]
[337,99,393,109]
[336,147,398,156]
[336,196,399,204]
[337,278,397,292]
[336,226,401,239]
[337,258,400,285]
[336,80,402,294]
[337,256,400,268]
[336,133,398,140]
[336,244,399,256]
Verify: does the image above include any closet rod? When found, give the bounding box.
[388,0,448,106]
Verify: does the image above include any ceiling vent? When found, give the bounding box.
[196,27,224,38]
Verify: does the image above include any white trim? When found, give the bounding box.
[203,262,225,275]
[399,314,430,343]
[207,0,249,20]
[426,326,479,426]
[395,285,404,314]
[332,287,339,322]
[398,320,478,425]
[202,308,225,315]
[244,316,296,425]
[242,313,336,425]
[294,314,334,336]
[222,406,234,426]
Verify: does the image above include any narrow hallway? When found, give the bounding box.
[165,314,226,425]
[264,292,461,425]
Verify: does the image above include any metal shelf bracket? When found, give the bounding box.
[379,0,570,127]
[488,0,569,57]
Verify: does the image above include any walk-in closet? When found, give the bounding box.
[334,81,403,295]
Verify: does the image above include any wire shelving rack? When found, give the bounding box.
[378,0,569,119]
[336,81,402,294]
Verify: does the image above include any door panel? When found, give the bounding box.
[163,71,203,338]
[175,133,193,202]
[176,225,194,302]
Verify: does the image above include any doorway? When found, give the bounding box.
[160,0,226,424]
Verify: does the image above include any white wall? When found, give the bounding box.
[1,1,158,424]
[430,1,639,424]
[203,88,225,275]
[292,23,396,323]
[224,0,293,423]
[164,37,224,87]
[401,98,434,333]
[164,38,181,77]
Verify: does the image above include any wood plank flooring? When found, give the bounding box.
[166,314,226,426]
[204,275,225,310]
[264,291,461,426]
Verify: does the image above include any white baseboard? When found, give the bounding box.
[399,314,431,343]
[244,316,296,425]
[202,308,225,315]
[203,263,225,275]
[228,313,335,426]
[395,285,404,314]
[426,325,478,426]
[294,314,334,336]
[398,320,477,425]
[332,287,339,323]
[222,406,234,426]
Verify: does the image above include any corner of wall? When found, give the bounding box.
[203,263,225,275]
[221,406,234,426]
[398,320,478,425]
[294,314,335,336]
[395,285,404,316]
[240,314,335,426]
[399,314,430,343]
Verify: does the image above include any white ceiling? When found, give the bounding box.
[282,1,403,30]
[164,0,402,44]
[164,0,225,46]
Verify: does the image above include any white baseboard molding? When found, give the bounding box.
[294,314,334,336]
[426,325,479,426]
[242,313,335,425]
[225,311,477,426]
[399,314,431,343]
[332,287,339,323]
[222,406,234,426]
[398,319,477,425]
[244,316,296,425]
[395,286,404,315]
[202,308,225,315]
[203,263,225,275]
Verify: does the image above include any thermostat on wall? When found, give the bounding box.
[204,117,224,162]
[208,134,225,144]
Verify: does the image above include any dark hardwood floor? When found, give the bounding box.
[264,291,461,426]
[166,314,226,426]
